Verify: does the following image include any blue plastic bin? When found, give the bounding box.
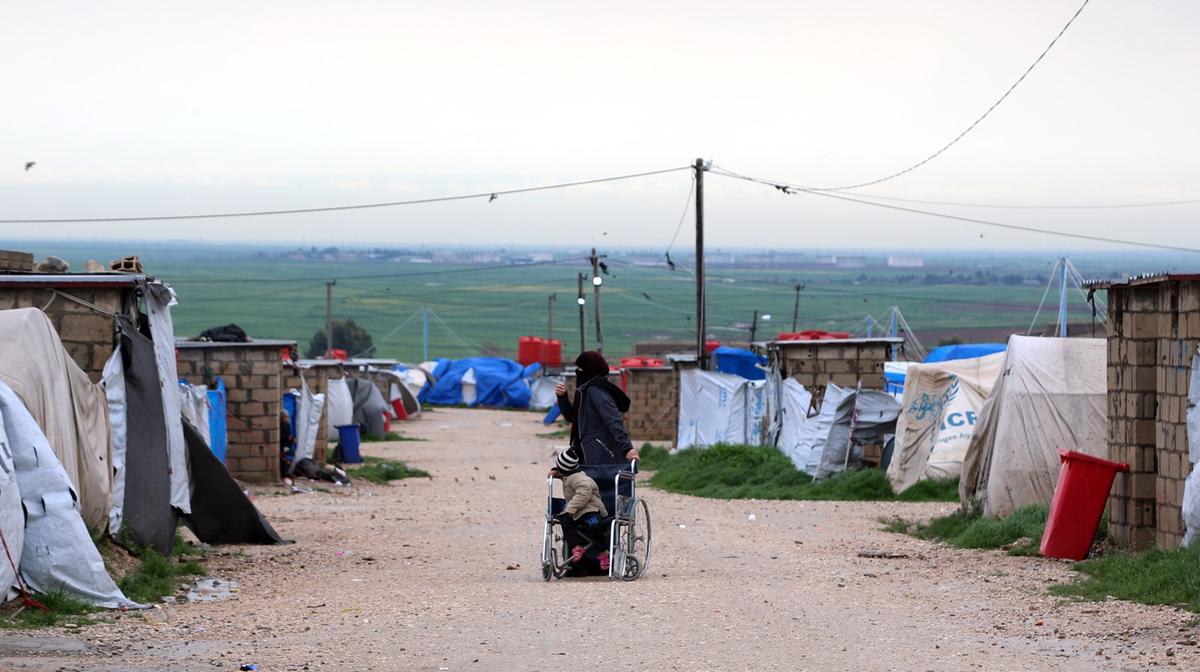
[336,424,363,464]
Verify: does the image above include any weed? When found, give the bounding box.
[1051,544,1200,613]
[0,588,94,629]
[537,428,570,439]
[348,455,431,484]
[363,431,425,443]
[898,504,1049,556]
[117,548,205,605]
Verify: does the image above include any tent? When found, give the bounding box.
[924,343,1006,363]
[0,381,137,608]
[0,308,113,535]
[887,352,1006,492]
[959,336,1107,518]
[423,358,540,408]
[346,377,389,438]
[712,346,766,381]
[774,382,900,478]
[393,364,434,400]
[373,370,421,418]
[677,369,766,449]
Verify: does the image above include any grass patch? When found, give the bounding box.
[347,455,430,484]
[892,504,1049,556]
[643,443,956,501]
[0,588,95,629]
[1051,544,1200,612]
[117,548,205,605]
[363,431,424,443]
[537,427,570,439]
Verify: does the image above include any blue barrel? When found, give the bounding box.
[336,424,363,464]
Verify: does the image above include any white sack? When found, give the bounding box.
[325,377,354,441]
[145,282,190,514]
[0,383,138,609]
[102,348,128,534]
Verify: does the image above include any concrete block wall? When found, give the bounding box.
[1105,280,1200,550]
[780,342,890,390]
[282,366,330,465]
[177,345,284,483]
[0,286,129,382]
[623,367,678,442]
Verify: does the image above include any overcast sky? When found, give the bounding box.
[2,1,1197,252]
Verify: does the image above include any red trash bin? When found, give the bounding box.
[1039,451,1129,560]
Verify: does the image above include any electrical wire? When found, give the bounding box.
[666,175,696,254]
[710,167,1200,254]
[824,191,1200,210]
[0,166,690,223]
[1026,260,1060,335]
[807,0,1092,191]
[170,256,589,284]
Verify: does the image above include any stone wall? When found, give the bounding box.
[0,285,131,382]
[177,345,285,483]
[778,341,891,390]
[623,367,677,442]
[1105,280,1200,550]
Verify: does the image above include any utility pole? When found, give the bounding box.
[324,280,336,357]
[589,248,605,353]
[749,310,759,343]
[547,294,556,342]
[422,306,429,362]
[576,273,587,352]
[1058,256,1068,338]
[791,284,805,332]
[694,158,707,369]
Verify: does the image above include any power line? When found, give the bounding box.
[710,167,1200,254]
[824,191,1200,210]
[169,256,589,284]
[800,0,1092,191]
[666,175,696,254]
[0,166,690,223]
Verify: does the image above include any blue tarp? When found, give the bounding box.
[282,391,297,460]
[422,357,541,408]
[712,346,766,380]
[924,343,1007,363]
[207,378,228,462]
[543,404,561,425]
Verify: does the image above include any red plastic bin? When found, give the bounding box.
[1039,450,1129,560]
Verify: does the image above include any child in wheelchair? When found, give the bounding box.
[551,445,611,573]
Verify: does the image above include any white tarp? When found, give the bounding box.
[1183,349,1200,546]
[325,377,354,441]
[293,377,325,464]
[102,348,128,534]
[960,336,1108,518]
[530,375,563,410]
[888,353,1006,492]
[397,366,432,399]
[776,379,815,471]
[461,368,477,406]
[179,382,211,448]
[0,308,113,534]
[676,369,766,450]
[145,282,190,515]
[784,383,851,475]
[0,402,23,599]
[0,382,137,608]
[815,389,901,480]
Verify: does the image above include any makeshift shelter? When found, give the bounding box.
[0,308,113,535]
[676,369,766,449]
[373,369,421,418]
[346,377,389,438]
[0,381,137,608]
[712,346,766,381]
[887,352,1006,492]
[959,336,1107,518]
[422,358,540,408]
[774,382,900,478]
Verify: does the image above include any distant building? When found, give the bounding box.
[835,256,867,269]
[887,255,925,268]
[813,255,838,266]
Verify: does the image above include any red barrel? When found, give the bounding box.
[517,336,542,366]
[544,339,563,367]
[1040,451,1129,560]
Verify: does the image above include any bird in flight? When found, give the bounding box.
[24,161,35,171]
[488,193,497,203]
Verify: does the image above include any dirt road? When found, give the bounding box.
[2,408,1196,671]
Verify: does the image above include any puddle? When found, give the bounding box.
[184,577,239,603]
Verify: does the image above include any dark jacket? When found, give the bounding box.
[558,378,634,466]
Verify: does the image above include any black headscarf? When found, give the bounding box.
[574,351,610,387]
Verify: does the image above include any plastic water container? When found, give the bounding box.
[1040,450,1129,560]
[336,424,362,464]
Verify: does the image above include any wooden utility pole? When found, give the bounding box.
[576,273,587,352]
[589,248,605,353]
[324,280,336,356]
[547,294,556,341]
[694,158,707,369]
[749,309,759,343]
[791,284,805,332]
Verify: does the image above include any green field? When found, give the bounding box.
[21,242,1116,362]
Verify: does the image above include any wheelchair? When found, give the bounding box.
[541,460,651,581]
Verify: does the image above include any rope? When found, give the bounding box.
[51,290,118,317]
[0,528,46,612]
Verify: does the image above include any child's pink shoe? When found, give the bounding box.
[598,551,610,571]
[570,545,585,563]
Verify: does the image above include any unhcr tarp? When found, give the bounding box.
[0,382,137,608]
[677,369,766,449]
[0,308,113,535]
[959,336,1107,518]
[0,397,22,599]
[887,352,1005,492]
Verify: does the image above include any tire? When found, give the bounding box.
[621,498,651,581]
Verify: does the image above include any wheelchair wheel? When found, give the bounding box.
[619,498,651,581]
